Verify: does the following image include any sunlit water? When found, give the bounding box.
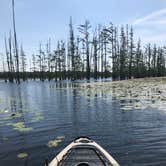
[0,80,166,166]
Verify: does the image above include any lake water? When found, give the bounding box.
[0,80,166,166]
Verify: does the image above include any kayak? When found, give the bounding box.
[46,136,120,166]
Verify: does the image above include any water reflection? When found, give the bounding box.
[0,80,166,166]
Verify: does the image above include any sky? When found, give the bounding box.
[1,0,166,59]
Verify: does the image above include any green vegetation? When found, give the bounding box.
[79,77,166,112]
[47,136,65,148]
[31,112,44,123]
[17,153,28,159]
[11,122,33,132]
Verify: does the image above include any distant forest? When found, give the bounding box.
[1,1,166,83]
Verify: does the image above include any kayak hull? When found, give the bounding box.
[48,136,120,166]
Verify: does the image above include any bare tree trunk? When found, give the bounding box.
[12,0,20,83]
[5,37,10,82]
[9,31,14,82]
[93,36,98,79]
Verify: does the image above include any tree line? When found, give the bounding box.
[1,15,166,83]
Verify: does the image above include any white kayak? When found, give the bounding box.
[46,136,120,166]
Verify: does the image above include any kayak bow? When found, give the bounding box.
[47,136,120,166]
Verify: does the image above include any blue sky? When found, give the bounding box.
[1,0,166,58]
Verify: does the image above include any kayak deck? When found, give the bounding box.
[48,137,120,166]
[58,145,112,166]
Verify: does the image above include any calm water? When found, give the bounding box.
[0,81,166,166]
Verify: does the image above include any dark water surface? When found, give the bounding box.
[0,81,166,166]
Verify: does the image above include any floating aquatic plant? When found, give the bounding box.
[31,112,44,123]
[0,108,8,114]
[121,106,133,111]
[56,136,65,140]
[3,112,22,120]
[79,78,166,113]
[17,153,28,159]
[47,136,65,148]
[2,137,8,141]
[11,122,33,132]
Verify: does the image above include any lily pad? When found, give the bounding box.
[3,112,22,120]
[47,136,65,148]
[121,107,133,111]
[11,122,33,132]
[31,112,44,123]
[17,153,28,159]
[56,136,65,140]
[2,137,8,141]
[0,109,8,114]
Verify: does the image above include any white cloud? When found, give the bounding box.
[132,8,166,45]
[133,8,166,25]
